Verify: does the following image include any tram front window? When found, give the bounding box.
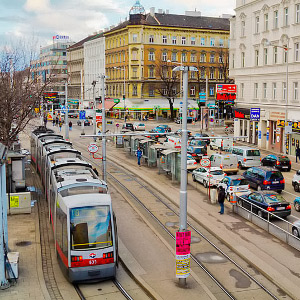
[70,206,112,250]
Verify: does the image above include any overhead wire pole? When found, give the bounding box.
[100,74,107,182]
[92,80,97,139]
[64,81,69,140]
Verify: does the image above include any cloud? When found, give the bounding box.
[24,0,51,12]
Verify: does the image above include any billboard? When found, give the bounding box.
[216,84,237,93]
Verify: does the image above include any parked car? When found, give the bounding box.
[157,124,172,132]
[175,129,192,136]
[186,154,198,170]
[122,123,134,131]
[210,136,234,151]
[294,197,300,211]
[210,153,238,174]
[243,167,285,193]
[192,167,225,187]
[149,127,167,139]
[230,146,261,169]
[292,220,300,237]
[77,119,91,126]
[261,154,291,171]
[217,175,250,201]
[188,139,207,147]
[187,145,207,162]
[133,122,146,131]
[192,133,210,145]
[239,191,291,219]
[292,170,300,192]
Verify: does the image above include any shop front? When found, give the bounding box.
[290,122,300,157]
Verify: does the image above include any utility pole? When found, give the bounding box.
[100,75,107,182]
[80,69,85,135]
[92,80,97,139]
[64,81,69,140]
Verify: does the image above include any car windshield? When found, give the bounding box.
[211,170,224,175]
[193,147,206,154]
[279,156,290,162]
[268,171,283,180]
[264,194,286,204]
[70,206,112,250]
[231,179,249,186]
[191,140,206,146]
[246,150,260,156]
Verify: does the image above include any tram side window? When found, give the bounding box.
[62,212,68,257]
[50,184,55,218]
[56,205,63,251]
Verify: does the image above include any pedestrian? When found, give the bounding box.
[69,121,72,131]
[218,186,225,215]
[52,119,55,126]
[56,117,59,126]
[136,147,142,166]
[44,115,48,127]
[124,115,127,122]
[296,146,300,163]
[59,121,62,132]
[93,167,99,176]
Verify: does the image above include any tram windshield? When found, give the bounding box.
[70,206,112,250]
[60,185,107,196]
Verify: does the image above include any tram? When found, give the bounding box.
[31,126,118,282]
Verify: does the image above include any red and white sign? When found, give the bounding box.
[96,113,102,123]
[216,84,237,93]
[200,158,211,167]
[88,144,98,153]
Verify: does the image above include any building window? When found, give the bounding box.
[284,7,289,26]
[295,43,300,62]
[172,87,177,96]
[296,4,300,23]
[218,69,223,79]
[200,37,205,46]
[255,16,259,33]
[255,50,259,66]
[274,10,278,28]
[132,67,137,78]
[283,82,287,100]
[200,53,206,62]
[149,35,154,43]
[209,68,214,79]
[148,51,155,61]
[133,84,137,96]
[190,53,196,62]
[162,35,167,44]
[190,71,196,79]
[284,50,288,63]
[241,52,245,67]
[172,36,177,44]
[240,83,244,98]
[209,86,214,96]
[133,33,138,43]
[171,52,177,62]
[191,37,196,45]
[149,67,154,78]
[241,21,245,37]
[210,54,215,63]
[264,48,268,64]
[210,38,215,46]
[181,37,186,45]
[190,86,195,96]
[182,52,187,62]
[132,50,137,60]
[219,39,224,47]
[254,83,258,98]
[263,83,267,99]
[272,82,277,99]
[232,53,235,68]
[162,51,167,61]
[274,47,278,63]
[149,86,154,97]
[162,88,167,96]
[201,68,205,79]
[294,82,298,100]
[219,55,223,63]
[264,14,268,31]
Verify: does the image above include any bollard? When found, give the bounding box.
[210,188,217,204]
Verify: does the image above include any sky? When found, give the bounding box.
[0,0,235,48]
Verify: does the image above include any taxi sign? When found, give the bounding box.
[88,143,98,153]
[200,158,210,167]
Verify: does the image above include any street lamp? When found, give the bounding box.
[92,80,97,138]
[265,39,290,153]
[64,81,69,140]
[114,66,126,115]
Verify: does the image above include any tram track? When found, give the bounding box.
[73,140,293,300]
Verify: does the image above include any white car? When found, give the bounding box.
[292,170,300,192]
[192,167,225,187]
[133,122,146,131]
[187,154,198,170]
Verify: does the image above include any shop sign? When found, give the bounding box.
[286,136,289,154]
[266,131,269,141]
[277,119,285,128]
[292,138,295,146]
[292,121,300,132]
[233,109,250,120]
[250,108,260,121]
[285,122,293,134]
[270,112,285,121]
[216,84,237,93]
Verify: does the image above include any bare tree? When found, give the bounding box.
[154,54,180,120]
[215,48,233,84]
[0,42,52,148]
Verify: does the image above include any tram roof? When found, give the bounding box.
[42,139,72,147]
[37,133,63,141]
[46,148,80,156]
[61,193,112,209]
[51,157,92,170]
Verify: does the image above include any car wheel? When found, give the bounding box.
[226,194,231,202]
[257,210,263,218]
[277,190,282,194]
[292,227,300,238]
[295,202,300,212]
[294,183,299,192]
[257,185,262,191]
[203,180,208,188]
[210,145,213,150]
[192,175,196,182]
[238,162,243,170]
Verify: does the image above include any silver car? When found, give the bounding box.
[192,167,225,188]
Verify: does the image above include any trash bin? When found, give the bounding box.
[210,188,217,204]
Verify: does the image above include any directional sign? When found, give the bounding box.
[200,158,211,167]
[79,110,86,120]
[88,144,98,153]
[250,108,260,121]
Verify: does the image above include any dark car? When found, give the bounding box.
[175,129,192,137]
[77,119,91,126]
[192,133,210,145]
[187,145,207,162]
[157,125,171,132]
[122,123,134,131]
[243,166,285,193]
[239,191,291,218]
[261,154,291,171]
[189,139,207,147]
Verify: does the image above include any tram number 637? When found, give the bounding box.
[89,259,97,265]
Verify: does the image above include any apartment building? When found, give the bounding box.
[230,0,300,155]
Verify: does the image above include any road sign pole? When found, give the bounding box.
[64,81,69,140]
[101,74,107,182]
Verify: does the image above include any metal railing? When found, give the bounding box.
[235,196,300,251]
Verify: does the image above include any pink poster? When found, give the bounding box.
[176,231,191,255]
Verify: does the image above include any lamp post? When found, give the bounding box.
[92,80,97,138]
[64,81,69,140]
[265,39,290,153]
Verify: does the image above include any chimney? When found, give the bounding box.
[150,7,155,16]
[110,25,114,30]
[185,10,201,17]
[104,28,109,32]
[158,9,163,14]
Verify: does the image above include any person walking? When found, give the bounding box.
[69,121,72,131]
[52,119,55,126]
[218,186,225,215]
[136,147,142,167]
[296,146,300,163]
[59,121,63,132]
[56,117,59,126]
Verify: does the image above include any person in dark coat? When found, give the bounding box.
[218,186,225,215]
[296,146,300,163]
[136,147,142,166]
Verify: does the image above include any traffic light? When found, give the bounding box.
[123,94,125,100]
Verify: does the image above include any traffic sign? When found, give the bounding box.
[200,158,211,167]
[88,144,98,153]
[116,123,120,128]
[114,98,120,104]
[96,113,102,123]
[250,108,260,121]
[79,110,86,120]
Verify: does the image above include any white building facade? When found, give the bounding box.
[230,0,300,155]
[84,33,105,108]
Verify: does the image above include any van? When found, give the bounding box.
[210,153,238,174]
[230,146,261,169]
[210,137,234,151]
[163,135,181,149]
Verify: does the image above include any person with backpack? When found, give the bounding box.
[218,186,225,215]
[136,147,142,166]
